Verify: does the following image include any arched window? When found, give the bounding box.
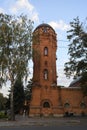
[44,69,48,80]
[64,103,70,108]
[43,102,50,108]
[44,47,48,56]
[80,102,86,109]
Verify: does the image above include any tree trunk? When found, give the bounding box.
[10,83,15,120]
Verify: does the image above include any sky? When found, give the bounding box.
[0,0,87,96]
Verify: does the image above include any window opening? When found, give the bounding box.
[43,102,50,108]
[64,103,70,108]
[43,27,47,33]
[44,69,48,80]
[44,47,48,56]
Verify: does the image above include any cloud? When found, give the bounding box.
[10,0,33,13]
[31,12,39,22]
[9,0,39,22]
[57,69,73,87]
[49,20,70,31]
[0,7,5,13]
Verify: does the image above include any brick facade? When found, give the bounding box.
[29,23,87,117]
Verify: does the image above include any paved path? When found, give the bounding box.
[0,115,87,127]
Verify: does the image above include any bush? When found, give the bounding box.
[0,111,8,119]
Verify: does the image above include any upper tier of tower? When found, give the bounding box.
[33,23,57,47]
[32,23,57,87]
[34,23,56,33]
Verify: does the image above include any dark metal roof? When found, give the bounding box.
[69,76,82,87]
[34,23,55,32]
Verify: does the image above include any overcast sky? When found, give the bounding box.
[0,0,87,96]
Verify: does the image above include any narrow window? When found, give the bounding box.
[44,69,48,80]
[44,47,48,56]
[43,27,47,33]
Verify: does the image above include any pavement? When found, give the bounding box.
[0,115,87,127]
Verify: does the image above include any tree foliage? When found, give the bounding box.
[24,79,33,101]
[64,17,87,96]
[0,13,33,85]
[64,17,87,78]
[6,78,25,114]
[14,78,25,114]
[0,13,33,120]
[0,93,7,111]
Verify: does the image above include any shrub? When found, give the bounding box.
[0,111,8,119]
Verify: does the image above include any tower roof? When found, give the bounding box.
[34,23,55,32]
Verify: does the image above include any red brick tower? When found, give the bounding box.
[33,23,57,87]
[29,23,59,117]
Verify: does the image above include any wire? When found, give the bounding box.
[58,40,69,42]
[58,46,68,48]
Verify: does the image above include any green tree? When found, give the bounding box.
[24,79,33,115]
[64,17,87,78]
[0,13,33,120]
[64,17,87,95]
[24,79,33,101]
[13,78,25,114]
[6,78,25,114]
[5,94,10,110]
[0,93,7,111]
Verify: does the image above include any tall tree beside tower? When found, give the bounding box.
[64,17,87,95]
[0,13,33,120]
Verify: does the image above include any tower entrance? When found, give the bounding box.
[40,99,52,116]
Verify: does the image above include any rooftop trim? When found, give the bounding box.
[34,23,55,32]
